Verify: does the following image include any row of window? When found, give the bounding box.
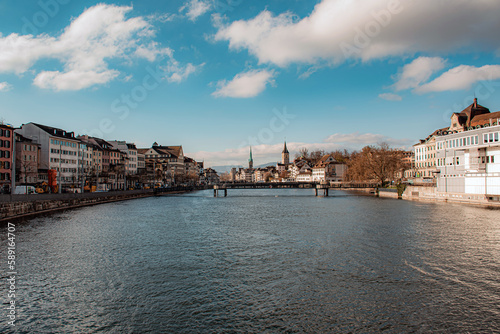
[416,153,436,161]
[22,155,36,162]
[0,140,11,148]
[416,161,436,168]
[0,150,11,159]
[51,139,78,148]
[437,155,496,166]
[23,144,36,152]
[438,135,479,150]
[437,157,460,167]
[50,149,77,156]
[483,132,500,143]
[52,167,78,173]
[50,158,78,164]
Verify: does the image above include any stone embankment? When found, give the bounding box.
[0,190,155,221]
[402,185,500,207]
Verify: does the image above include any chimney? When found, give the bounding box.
[474,98,477,108]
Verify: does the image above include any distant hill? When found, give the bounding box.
[211,162,277,174]
[211,165,243,174]
[256,162,277,168]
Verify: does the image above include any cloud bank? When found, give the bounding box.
[214,0,500,67]
[0,4,197,91]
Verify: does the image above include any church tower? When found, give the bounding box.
[282,141,289,165]
[248,146,254,169]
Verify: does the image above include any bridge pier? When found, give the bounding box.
[213,185,227,197]
[315,184,329,197]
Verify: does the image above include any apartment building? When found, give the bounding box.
[0,123,14,192]
[16,123,83,189]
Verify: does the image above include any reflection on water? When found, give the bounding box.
[2,189,499,333]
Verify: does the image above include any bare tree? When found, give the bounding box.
[346,143,404,186]
[295,147,309,160]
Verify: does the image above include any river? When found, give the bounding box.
[1,189,499,333]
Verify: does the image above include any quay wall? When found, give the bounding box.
[402,186,500,207]
[0,190,155,221]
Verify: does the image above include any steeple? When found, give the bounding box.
[248,146,253,169]
[281,140,289,165]
[282,141,289,154]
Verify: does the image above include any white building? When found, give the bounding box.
[16,123,89,189]
[436,124,500,196]
[312,154,347,182]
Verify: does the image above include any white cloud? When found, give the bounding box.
[393,57,447,91]
[0,81,12,92]
[33,70,119,91]
[180,0,212,21]
[165,61,204,83]
[0,4,184,91]
[378,93,402,101]
[214,0,500,67]
[324,132,410,147]
[213,69,275,98]
[134,42,173,62]
[416,64,500,93]
[188,132,413,166]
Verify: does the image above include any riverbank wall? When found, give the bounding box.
[0,190,156,221]
[402,185,500,207]
[339,185,500,207]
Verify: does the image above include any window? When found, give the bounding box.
[495,133,499,142]
[475,136,479,145]
[467,137,470,146]
[489,133,494,143]
[484,134,488,143]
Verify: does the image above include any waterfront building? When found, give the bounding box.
[296,172,312,182]
[413,98,500,198]
[201,168,219,185]
[413,128,446,180]
[290,159,312,180]
[435,119,500,196]
[312,154,347,182]
[108,141,138,175]
[16,123,84,190]
[15,133,40,185]
[141,143,186,185]
[0,123,14,193]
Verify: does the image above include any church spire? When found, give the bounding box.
[281,140,289,165]
[248,146,253,169]
[282,140,289,154]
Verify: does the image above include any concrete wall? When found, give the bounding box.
[0,190,154,220]
[402,185,500,207]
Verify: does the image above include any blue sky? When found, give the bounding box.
[1,0,500,166]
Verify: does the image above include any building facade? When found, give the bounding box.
[15,133,40,185]
[0,124,14,193]
[16,123,84,190]
[436,124,500,195]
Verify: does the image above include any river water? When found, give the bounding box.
[1,189,499,333]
